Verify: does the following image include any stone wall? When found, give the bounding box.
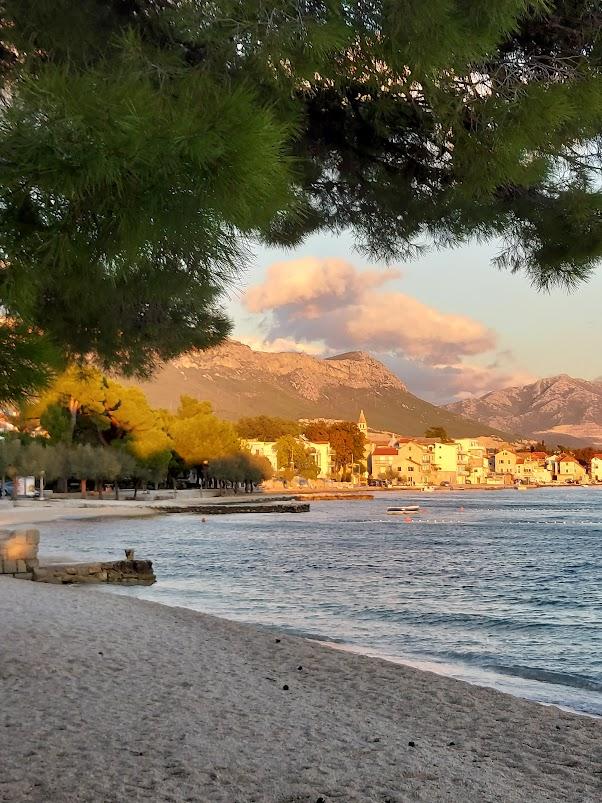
[32,560,155,585]
[0,529,40,579]
[0,529,155,585]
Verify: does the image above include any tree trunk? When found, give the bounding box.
[68,397,79,441]
[115,483,120,501]
[80,479,87,499]
[98,479,103,500]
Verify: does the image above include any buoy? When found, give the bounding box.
[459,506,464,512]
[404,517,413,523]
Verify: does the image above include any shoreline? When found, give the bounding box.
[316,639,600,720]
[1,482,598,528]
[1,577,599,803]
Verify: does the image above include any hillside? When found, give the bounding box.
[446,375,602,446]
[130,341,505,438]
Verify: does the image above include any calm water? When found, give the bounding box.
[38,489,602,716]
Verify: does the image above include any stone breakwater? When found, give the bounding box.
[0,528,155,585]
[157,502,310,515]
[32,560,156,585]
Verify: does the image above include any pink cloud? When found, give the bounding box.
[245,258,495,364]
[246,258,400,314]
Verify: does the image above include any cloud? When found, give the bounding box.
[381,356,535,403]
[246,258,398,315]
[241,257,534,401]
[237,335,326,356]
[244,258,495,364]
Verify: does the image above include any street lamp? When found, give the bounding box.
[200,460,209,497]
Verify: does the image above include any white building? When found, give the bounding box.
[591,455,602,482]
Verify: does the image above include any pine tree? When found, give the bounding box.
[1,2,600,401]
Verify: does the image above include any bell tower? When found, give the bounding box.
[358,409,368,435]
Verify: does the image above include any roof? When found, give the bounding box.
[558,454,580,464]
[372,447,398,456]
[517,451,547,460]
[590,454,602,461]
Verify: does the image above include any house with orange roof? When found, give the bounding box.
[513,451,552,483]
[516,451,548,464]
[370,442,435,485]
[548,454,588,484]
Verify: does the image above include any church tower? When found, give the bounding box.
[358,409,368,435]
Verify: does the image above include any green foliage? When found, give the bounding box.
[209,450,273,486]
[0,323,63,404]
[0,437,21,479]
[0,18,292,380]
[169,395,239,465]
[236,415,300,441]
[40,404,72,444]
[327,422,366,471]
[302,421,331,442]
[274,434,319,479]
[425,426,453,442]
[1,1,601,401]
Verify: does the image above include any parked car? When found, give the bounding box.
[1,480,13,497]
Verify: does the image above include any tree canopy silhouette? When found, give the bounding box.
[1,1,600,400]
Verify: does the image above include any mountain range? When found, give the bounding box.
[446,375,602,446]
[131,341,505,438]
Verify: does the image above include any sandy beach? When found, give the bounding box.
[1,579,599,803]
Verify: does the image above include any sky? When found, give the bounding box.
[225,230,602,404]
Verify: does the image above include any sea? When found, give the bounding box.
[38,488,602,716]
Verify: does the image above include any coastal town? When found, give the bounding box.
[246,410,602,489]
[3,390,602,498]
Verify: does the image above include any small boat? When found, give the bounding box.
[422,486,435,492]
[387,505,420,514]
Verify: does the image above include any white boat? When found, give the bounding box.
[422,486,435,492]
[387,505,420,514]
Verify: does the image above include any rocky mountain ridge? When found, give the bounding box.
[131,340,503,438]
[446,374,602,445]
